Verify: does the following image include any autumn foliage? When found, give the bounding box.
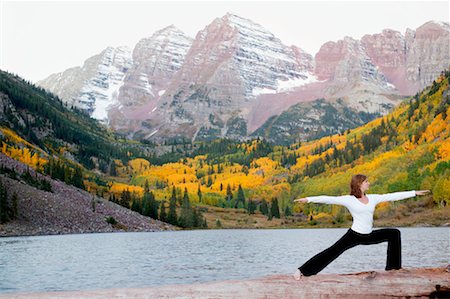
[2,70,449,226]
[103,71,450,221]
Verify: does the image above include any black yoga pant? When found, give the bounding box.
[299,228,401,276]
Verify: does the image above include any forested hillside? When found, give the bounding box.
[1,70,449,230]
[96,70,450,228]
[0,70,149,169]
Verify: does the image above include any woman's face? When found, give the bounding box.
[361,179,370,192]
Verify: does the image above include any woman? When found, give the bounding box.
[293,174,430,279]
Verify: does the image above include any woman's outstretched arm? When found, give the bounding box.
[375,190,430,203]
[294,195,347,205]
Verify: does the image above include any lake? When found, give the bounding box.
[0,227,448,294]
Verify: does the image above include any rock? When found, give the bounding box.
[2,267,449,299]
[406,21,450,89]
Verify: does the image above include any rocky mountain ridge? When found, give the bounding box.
[37,16,450,143]
[39,46,133,121]
[109,26,194,132]
[151,13,316,141]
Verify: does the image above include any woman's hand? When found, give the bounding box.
[415,190,431,196]
[294,198,308,203]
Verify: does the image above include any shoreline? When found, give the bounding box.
[2,267,449,299]
[1,222,449,238]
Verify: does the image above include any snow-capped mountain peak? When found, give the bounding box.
[37,17,450,142]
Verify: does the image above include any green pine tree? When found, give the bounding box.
[175,187,182,206]
[226,184,233,202]
[109,161,117,176]
[149,191,158,219]
[142,194,150,216]
[207,176,213,187]
[192,208,199,228]
[11,192,18,220]
[197,184,202,203]
[159,200,167,222]
[179,188,194,228]
[131,198,141,213]
[71,167,84,189]
[144,179,150,193]
[215,219,222,228]
[247,200,257,214]
[284,205,292,217]
[168,187,178,226]
[235,185,245,208]
[270,198,280,219]
[120,189,131,208]
[0,180,10,224]
[259,199,269,216]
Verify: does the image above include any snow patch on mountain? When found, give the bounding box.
[277,74,319,92]
[252,73,318,96]
[252,87,277,96]
[57,46,133,121]
[138,73,153,95]
[222,13,312,95]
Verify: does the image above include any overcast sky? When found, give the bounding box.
[1,0,449,83]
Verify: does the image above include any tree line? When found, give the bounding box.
[0,179,18,224]
[110,181,208,229]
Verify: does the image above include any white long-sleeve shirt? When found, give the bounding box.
[306,191,416,234]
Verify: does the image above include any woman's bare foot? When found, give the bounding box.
[293,269,304,280]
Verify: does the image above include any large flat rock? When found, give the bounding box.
[2,267,449,298]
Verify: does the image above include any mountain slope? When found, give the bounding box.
[110,26,194,134]
[38,47,133,120]
[142,13,315,141]
[0,153,173,236]
[289,71,450,209]
[0,70,144,170]
[36,17,450,143]
[111,71,449,228]
[0,71,176,236]
[252,97,381,145]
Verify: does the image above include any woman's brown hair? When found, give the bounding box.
[350,174,368,198]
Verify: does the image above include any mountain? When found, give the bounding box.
[38,46,133,121]
[151,13,315,141]
[361,21,450,95]
[0,70,148,171]
[239,20,450,142]
[37,16,450,143]
[251,98,378,145]
[104,71,450,228]
[109,26,194,134]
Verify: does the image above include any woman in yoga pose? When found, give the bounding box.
[293,174,430,279]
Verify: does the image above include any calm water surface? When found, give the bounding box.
[0,227,449,294]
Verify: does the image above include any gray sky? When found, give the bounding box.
[1,0,449,83]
